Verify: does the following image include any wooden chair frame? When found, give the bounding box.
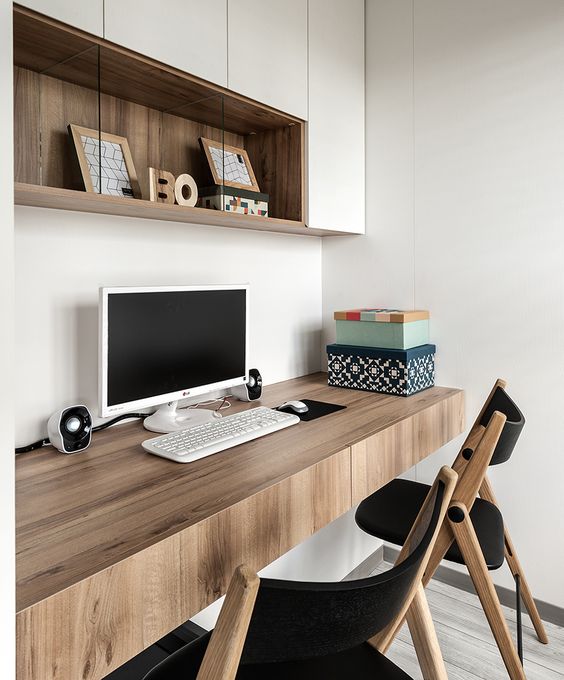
[452,379,547,645]
[369,465,458,680]
[376,379,547,680]
[195,466,458,680]
[195,564,260,680]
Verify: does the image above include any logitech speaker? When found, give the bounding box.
[47,405,93,454]
[232,368,262,402]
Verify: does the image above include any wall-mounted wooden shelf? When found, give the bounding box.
[13,6,354,238]
[15,183,351,237]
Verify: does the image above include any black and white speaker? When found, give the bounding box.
[47,405,93,454]
[232,368,262,402]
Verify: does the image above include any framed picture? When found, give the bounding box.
[200,137,260,192]
[68,124,141,199]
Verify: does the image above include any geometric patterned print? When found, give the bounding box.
[81,135,133,197]
[224,196,267,216]
[209,145,253,186]
[327,349,435,397]
[201,194,268,217]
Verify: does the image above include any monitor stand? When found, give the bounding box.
[143,401,219,434]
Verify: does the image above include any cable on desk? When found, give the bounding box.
[15,413,148,455]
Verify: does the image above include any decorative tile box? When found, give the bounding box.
[334,308,430,350]
[199,185,269,216]
[327,343,436,397]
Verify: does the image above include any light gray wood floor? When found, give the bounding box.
[373,561,564,680]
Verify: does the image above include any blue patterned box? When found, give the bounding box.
[326,343,436,397]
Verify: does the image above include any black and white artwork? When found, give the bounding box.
[81,135,134,197]
[209,145,253,187]
[68,124,141,199]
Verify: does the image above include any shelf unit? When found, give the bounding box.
[13,5,351,238]
[15,183,351,236]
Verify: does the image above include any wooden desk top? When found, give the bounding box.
[16,373,463,613]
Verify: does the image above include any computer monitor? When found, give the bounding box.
[99,285,248,433]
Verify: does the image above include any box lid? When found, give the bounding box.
[327,343,436,360]
[199,185,269,202]
[333,308,429,323]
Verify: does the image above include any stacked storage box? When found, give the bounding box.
[327,309,435,396]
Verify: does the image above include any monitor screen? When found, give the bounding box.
[101,287,247,412]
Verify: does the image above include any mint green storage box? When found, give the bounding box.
[335,318,429,350]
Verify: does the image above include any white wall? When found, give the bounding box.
[15,203,379,632]
[413,0,564,607]
[15,207,323,443]
[322,0,564,607]
[0,0,15,677]
[12,1,374,640]
[322,0,415,349]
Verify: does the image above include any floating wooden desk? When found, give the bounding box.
[16,373,464,680]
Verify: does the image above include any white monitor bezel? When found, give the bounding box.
[99,284,249,417]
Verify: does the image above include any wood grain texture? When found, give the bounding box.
[371,466,458,655]
[38,71,99,191]
[196,565,260,680]
[422,409,507,587]
[13,66,40,185]
[101,95,161,200]
[448,502,526,680]
[351,392,465,504]
[13,5,308,224]
[406,584,448,680]
[16,374,464,680]
[14,182,353,237]
[13,5,303,134]
[160,117,243,193]
[479,475,549,645]
[17,450,350,680]
[451,377,505,474]
[14,65,306,226]
[14,5,308,226]
[245,123,304,221]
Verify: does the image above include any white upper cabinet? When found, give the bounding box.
[19,0,103,35]
[228,0,308,119]
[307,0,365,233]
[104,0,228,87]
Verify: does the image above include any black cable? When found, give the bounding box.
[15,413,148,455]
[93,413,147,432]
[15,438,50,455]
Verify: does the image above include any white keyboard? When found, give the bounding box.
[142,406,300,463]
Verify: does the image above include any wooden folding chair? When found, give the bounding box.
[355,379,547,680]
[142,466,458,680]
[456,379,548,647]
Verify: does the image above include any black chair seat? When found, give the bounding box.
[356,479,505,570]
[143,632,413,680]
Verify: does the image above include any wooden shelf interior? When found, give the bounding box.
[15,183,353,237]
[13,5,304,224]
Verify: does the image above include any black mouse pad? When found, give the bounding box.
[278,399,346,422]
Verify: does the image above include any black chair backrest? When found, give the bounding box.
[239,480,446,664]
[479,386,525,466]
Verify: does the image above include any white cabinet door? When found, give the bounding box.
[228,0,308,119]
[307,0,365,233]
[104,0,228,87]
[20,0,103,35]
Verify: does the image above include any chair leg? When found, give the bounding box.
[515,574,523,663]
[448,502,526,680]
[406,583,448,680]
[480,475,549,644]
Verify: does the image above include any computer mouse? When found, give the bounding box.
[278,400,309,414]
